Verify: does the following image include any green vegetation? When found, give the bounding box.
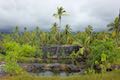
[3,41,36,75]
[0,6,120,79]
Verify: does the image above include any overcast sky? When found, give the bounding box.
[0,0,120,32]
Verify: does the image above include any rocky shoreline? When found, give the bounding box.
[0,62,120,77]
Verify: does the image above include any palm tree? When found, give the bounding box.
[107,17,120,45]
[63,24,72,44]
[53,6,67,44]
[50,23,59,44]
[50,23,58,34]
[64,24,72,35]
[12,26,19,42]
[53,6,67,28]
[24,27,27,32]
[15,26,19,33]
[85,25,94,42]
[85,25,93,36]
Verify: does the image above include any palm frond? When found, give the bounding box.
[53,14,59,18]
[107,23,114,27]
[108,27,114,31]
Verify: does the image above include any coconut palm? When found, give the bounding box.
[12,26,19,42]
[53,6,67,44]
[24,27,27,32]
[107,17,120,32]
[85,25,93,36]
[64,24,72,35]
[53,6,67,28]
[85,25,94,43]
[63,24,72,44]
[49,23,59,44]
[107,17,120,45]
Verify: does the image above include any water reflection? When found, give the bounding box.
[30,71,80,77]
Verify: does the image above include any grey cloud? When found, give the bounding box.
[0,0,120,32]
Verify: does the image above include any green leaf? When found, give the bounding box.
[101,52,107,62]
[80,47,84,55]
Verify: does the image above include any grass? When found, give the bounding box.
[1,70,120,80]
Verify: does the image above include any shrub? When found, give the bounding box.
[4,51,23,75]
[3,41,36,58]
[20,44,36,57]
[3,41,36,75]
[87,39,120,72]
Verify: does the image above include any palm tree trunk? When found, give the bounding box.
[59,18,61,29]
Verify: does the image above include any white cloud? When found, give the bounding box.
[0,0,120,31]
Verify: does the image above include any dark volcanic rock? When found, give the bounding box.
[111,65,120,70]
[19,63,44,72]
[20,63,83,73]
[68,64,81,72]
[42,45,82,57]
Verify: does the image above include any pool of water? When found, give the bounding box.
[30,71,83,77]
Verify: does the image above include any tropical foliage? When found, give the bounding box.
[0,6,120,76]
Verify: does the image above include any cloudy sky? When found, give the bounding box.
[0,0,120,32]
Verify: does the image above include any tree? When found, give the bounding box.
[49,23,59,44]
[64,24,72,36]
[22,27,31,44]
[53,6,67,44]
[12,26,20,42]
[3,41,36,75]
[63,24,73,44]
[53,6,67,28]
[34,27,41,44]
[107,17,120,45]
[24,27,27,32]
[85,25,93,36]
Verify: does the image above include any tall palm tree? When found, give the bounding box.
[53,6,67,28]
[53,6,67,44]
